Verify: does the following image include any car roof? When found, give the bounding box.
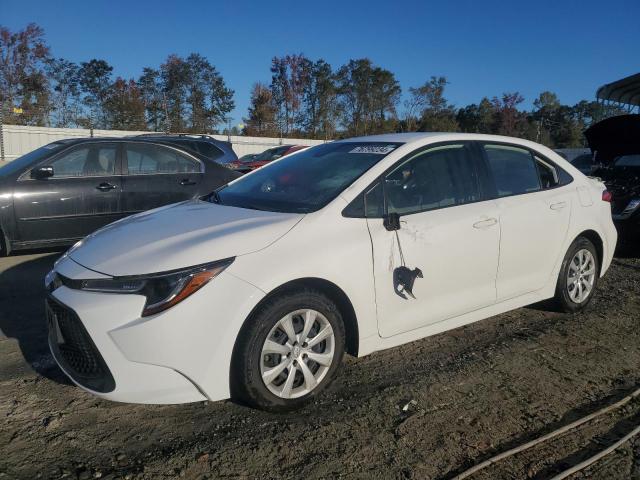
[337,132,564,155]
[338,132,448,143]
[47,135,230,146]
[43,136,235,159]
[339,132,543,144]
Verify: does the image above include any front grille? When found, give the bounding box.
[47,297,115,393]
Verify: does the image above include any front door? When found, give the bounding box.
[367,142,500,338]
[13,142,122,243]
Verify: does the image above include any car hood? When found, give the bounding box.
[68,200,304,276]
[596,167,640,198]
[585,114,640,164]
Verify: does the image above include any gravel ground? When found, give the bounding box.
[1,249,639,480]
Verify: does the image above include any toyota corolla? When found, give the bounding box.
[45,133,617,411]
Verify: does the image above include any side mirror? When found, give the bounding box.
[31,166,54,179]
[383,212,401,231]
[271,154,282,160]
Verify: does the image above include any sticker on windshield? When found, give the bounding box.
[349,145,396,155]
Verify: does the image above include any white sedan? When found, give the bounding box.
[45,133,617,411]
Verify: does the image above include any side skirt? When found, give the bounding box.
[358,288,553,357]
[11,237,81,251]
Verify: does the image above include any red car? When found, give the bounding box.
[229,145,308,173]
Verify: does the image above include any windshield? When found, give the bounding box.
[215,142,402,213]
[614,154,640,167]
[0,142,68,177]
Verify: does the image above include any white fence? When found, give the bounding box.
[0,124,328,164]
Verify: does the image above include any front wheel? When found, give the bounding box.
[553,237,599,313]
[231,289,345,411]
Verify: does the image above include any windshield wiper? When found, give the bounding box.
[207,190,223,204]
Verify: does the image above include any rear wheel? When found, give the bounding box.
[231,289,345,411]
[553,237,599,313]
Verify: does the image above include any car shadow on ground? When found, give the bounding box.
[0,248,71,385]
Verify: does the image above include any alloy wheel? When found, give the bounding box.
[260,309,335,399]
[566,248,596,303]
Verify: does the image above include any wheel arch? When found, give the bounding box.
[574,229,604,273]
[234,277,360,358]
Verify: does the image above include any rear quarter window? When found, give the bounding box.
[194,142,224,160]
[164,140,224,161]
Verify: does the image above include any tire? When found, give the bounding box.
[553,236,600,313]
[0,228,6,257]
[231,289,345,412]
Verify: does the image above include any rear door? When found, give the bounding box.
[13,142,122,243]
[481,143,572,301]
[121,142,204,215]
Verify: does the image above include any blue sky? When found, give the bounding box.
[2,0,639,127]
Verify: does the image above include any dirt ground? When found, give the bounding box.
[1,249,639,480]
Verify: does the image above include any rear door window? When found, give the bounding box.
[125,144,200,175]
[483,144,540,197]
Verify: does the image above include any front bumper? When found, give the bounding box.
[47,295,116,393]
[48,256,265,404]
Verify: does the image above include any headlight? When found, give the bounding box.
[79,258,234,317]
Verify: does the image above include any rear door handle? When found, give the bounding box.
[550,201,567,211]
[473,218,498,229]
[180,178,196,186]
[96,182,116,192]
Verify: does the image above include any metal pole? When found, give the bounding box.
[162,93,170,133]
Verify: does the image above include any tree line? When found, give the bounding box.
[1,24,626,148]
[246,55,625,147]
[0,24,234,133]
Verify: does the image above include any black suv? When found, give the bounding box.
[131,134,238,166]
[0,136,239,255]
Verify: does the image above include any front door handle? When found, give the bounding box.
[180,178,196,186]
[96,182,116,192]
[473,218,498,229]
[550,201,567,211]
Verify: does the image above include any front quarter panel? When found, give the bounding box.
[227,202,379,344]
[108,270,265,402]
